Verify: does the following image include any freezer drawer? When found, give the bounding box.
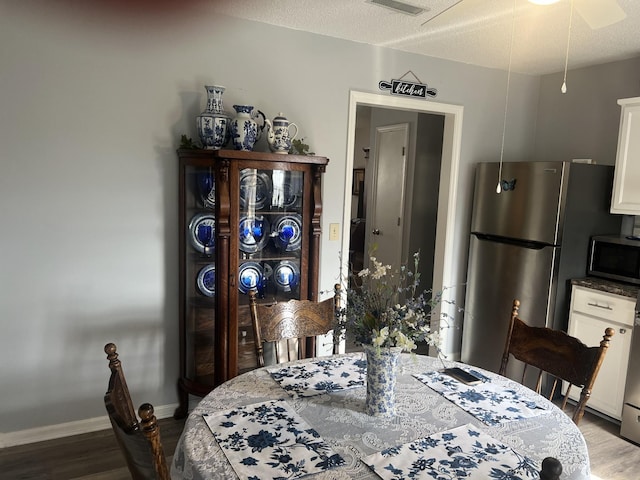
[621,403,640,444]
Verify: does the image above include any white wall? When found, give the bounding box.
[0,3,541,437]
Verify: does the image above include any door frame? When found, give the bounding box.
[342,91,464,350]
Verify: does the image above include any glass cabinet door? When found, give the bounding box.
[177,149,327,416]
[235,167,306,372]
[182,164,216,388]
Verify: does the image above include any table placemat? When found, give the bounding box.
[413,368,550,426]
[203,399,345,479]
[363,423,538,479]
[268,355,367,397]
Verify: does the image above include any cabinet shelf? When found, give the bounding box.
[176,149,329,418]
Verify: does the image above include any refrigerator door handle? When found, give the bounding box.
[473,233,550,250]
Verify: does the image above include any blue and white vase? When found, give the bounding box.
[196,85,230,150]
[364,345,402,417]
[230,105,265,151]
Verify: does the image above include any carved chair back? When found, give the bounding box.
[250,285,341,367]
[104,343,170,480]
[498,300,614,425]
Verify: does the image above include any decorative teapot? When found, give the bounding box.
[230,105,266,151]
[264,112,299,154]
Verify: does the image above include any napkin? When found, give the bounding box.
[203,399,345,480]
[363,423,538,479]
[268,355,366,397]
[414,369,550,426]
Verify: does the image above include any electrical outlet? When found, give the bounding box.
[329,223,340,241]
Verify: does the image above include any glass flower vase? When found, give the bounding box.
[364,345,402,417]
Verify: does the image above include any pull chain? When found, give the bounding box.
[497,0,517,194]
[561,0,575,93]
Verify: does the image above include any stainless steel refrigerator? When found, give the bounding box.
[461,161,621,381]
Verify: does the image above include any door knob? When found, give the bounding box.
[372,229,380,235]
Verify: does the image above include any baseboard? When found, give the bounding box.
[1,403,179,448]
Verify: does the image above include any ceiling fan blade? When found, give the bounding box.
[574,0,627,29]
[421,0,489,28]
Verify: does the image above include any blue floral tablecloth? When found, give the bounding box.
[170,353,590,480]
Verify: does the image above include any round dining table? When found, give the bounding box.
[170,352,590,480]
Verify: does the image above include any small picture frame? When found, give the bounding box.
[352,169,365,195]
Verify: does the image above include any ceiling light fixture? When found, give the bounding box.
[367,0,426,16]
[497,0,518,195]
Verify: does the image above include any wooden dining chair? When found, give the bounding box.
[249,284,341,367]
[104,343,170,480]
[499,299,614,425]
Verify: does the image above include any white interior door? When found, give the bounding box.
[367,123,409,268]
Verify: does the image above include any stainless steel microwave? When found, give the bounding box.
[588,235,640,285]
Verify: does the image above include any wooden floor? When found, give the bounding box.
[1,408,638,479]
[580,410,640,480]
[0,416,186,480]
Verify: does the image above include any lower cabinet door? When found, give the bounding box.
[566,312,632,420]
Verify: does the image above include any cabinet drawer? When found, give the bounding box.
[571,286,635,327]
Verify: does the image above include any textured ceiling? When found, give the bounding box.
[209,0,640,75]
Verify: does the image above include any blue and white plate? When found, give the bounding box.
[196,264,215,297]
[239,169,271,210]
[238,262,263,294]
[271,214,302,251]
[273,260,300,292]
[189,213,215,253]
[281,181,300,209]
[238,215,270,253]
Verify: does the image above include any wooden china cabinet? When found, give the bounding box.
[175,149,329,418]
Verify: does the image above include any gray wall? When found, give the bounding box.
[0,1,584,438]
[409,114,445,298]
[534,57,640,164]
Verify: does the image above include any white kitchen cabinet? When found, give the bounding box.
[611,97,640,215]
[566,285,634,420]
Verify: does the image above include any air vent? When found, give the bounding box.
[367,0,426,16]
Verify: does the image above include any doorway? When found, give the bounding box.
[367,123,409,270]
[342,91,464,355]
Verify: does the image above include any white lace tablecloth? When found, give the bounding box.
[170,353,590,480]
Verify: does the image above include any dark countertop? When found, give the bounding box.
[571,277,640,300]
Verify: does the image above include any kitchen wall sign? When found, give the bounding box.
[378,70,437,99]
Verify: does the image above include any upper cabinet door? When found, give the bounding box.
[611,97,640,215]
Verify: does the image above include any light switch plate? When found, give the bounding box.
[329,223,340,241]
